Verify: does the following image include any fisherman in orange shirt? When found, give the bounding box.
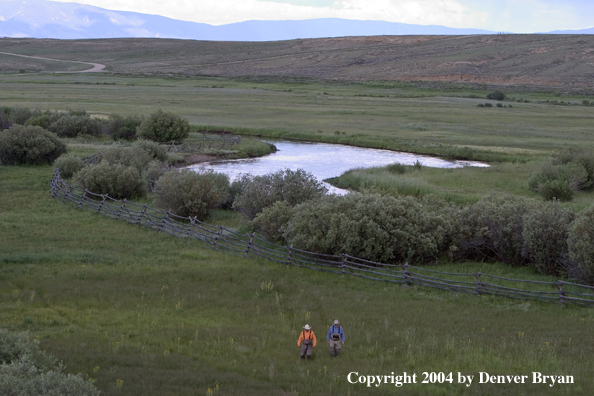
[297,324,317,360]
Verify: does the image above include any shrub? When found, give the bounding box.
[554,148,594,186]
[137,109,190,143]
[537,179,574,201]
[528,161,590,201]
[24,114,50,129]
[0,330,55,369]
[282,194,461,263]
[0,125,66,165]
[386,163,407,174]
[459,195,533,266]
[522,201,575,275]
[153,169,230,220]
[132,139,169,162]
[253,201,293,243]
[567,205,594,285]
[106,114,143,141]
[486,90,506,101]
[0,329,99,396]
[0,112,12,130]
[73,162,145,199]
[8,106,34,125]
[0,358,100,396]
[100,144,152,172]
[53,154,84,179]
[484,103,493,108]
[48,114,101,138]
[143,160,170,191]
[233,168,327,219]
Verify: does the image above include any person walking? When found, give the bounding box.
[327,320,345,358]
[297,324,317,359]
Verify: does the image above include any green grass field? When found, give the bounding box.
[2,164,594,396]
[2,71,594,395]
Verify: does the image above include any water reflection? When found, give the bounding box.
[188,140,489,195]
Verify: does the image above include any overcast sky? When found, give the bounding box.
[50,0,594,32]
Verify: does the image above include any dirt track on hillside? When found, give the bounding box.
[1,35,593,91]
[0,51,105,72]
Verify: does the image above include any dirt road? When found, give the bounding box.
[0,51,105,72]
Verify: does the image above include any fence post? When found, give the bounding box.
[158,210,170,233]
[244,233,254,257]
[116,199,126,221]
[78,190,88,209]
[285,245,293,268]
[97,194,107,214]
[475,272,482,295]
[212,225,224,249]
[402,262,410,287]
[340,254,347,275]
[136,204,148,226]
[556,281,565,304]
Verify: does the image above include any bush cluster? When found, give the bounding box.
[53,154,84,179]
[137,109,190,143]
[153,169,230,220]
[0,125,67,165]
[233,168,328,219]
[0,329,99,396]
[70,140,172,199]
[528,149,594,201]
[256,193,462,264]
[74,162,145,200]
[105,114,144,141]
[486,90,506,101]
[568,206,594,284]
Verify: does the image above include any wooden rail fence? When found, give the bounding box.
[50,169,594,306]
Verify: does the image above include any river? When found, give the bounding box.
[187,140,488,194]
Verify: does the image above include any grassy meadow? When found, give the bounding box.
[2,164,594,396]
[2,72,594,395]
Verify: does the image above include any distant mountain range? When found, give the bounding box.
[0,0,592,41]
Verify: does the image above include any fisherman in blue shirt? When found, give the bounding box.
[327,320,345,358]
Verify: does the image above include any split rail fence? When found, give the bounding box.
[50,169,594,306]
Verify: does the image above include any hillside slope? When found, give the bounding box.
[1,35,593,90]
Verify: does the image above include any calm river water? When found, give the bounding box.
[187,140,488,194]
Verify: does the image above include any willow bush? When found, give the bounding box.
[53,154,85,179]
[233,168,327,219]
[568,205,594,284]
[0,125,66,165]
[73,162,145,200]
[270,193,461,264]
[522,200,575,276]
[153,169,230,220]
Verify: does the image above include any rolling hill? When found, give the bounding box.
[1,34,594,92]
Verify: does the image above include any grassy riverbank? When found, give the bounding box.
[2,164,594,396]
[326,162,594,209]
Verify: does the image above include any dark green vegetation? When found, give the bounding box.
[2,165,594,396]
[0,125,66,165]
[0,329,99,395]
[2,36,594,394]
